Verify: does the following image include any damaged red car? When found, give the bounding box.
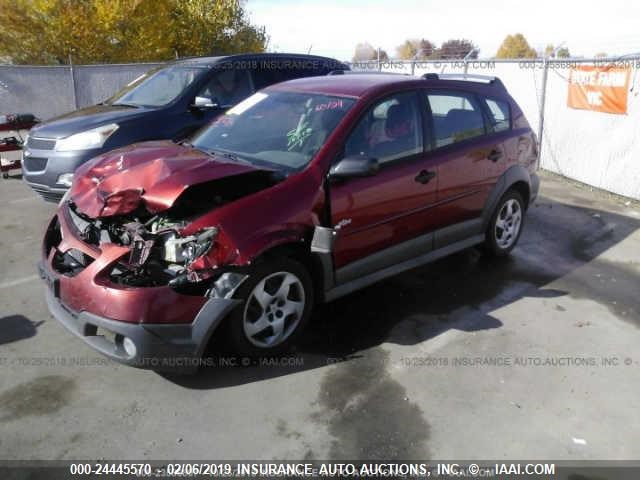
[39,73,539,370]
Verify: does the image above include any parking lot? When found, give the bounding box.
[0,170,639,460]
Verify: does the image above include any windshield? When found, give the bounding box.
[191,91,355,171]
[107,66,205,107]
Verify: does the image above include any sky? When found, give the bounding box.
[247,0,640,60]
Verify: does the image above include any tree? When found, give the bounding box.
[352,42,388,62]
[397,40,418,60]
[496,34,537,59]
[418,39,435,59]
[396,38,436,60]
[436,39,477,59]
[544,44,571,58]
[0,0,267,64]
[544,44,555,57]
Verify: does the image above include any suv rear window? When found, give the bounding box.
[427,93,486,147]
[484,98,511,132]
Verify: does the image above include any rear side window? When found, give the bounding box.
[197,68,252,107]
[345,91,423,164]
[251,60,326,90]
[427,93,486,148]
[484,98,511,132]
[252,68,292,90]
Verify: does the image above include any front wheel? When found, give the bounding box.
[483,190,525,256]
[227,257,314,356]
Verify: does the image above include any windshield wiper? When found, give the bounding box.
[202,148,250,165]
[111,102,140,108]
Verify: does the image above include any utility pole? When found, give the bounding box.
[68,54,78,110]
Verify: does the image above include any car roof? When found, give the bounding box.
[173,52,348,67]
[266,73,423,98]
[267,72,508,99]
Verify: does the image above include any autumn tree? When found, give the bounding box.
[496,34,537,59]
[397,40,418,60]
[435,39,477,59]
[353,42,388,62]
[417,39,435,59]
[396,39,436,60]
[544,44,571,58]
[0,0,267,64]
[544,44,555,57]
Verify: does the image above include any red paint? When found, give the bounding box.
[71,140,260,218]
[43,73,536,325]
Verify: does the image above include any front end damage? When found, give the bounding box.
[65,201,232,291]
[39,148,284,370]
[39,202,249,370]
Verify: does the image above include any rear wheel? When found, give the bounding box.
[227,257,314,356]
[483,190,525,256]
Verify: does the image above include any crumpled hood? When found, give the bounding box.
[70,140,264,218]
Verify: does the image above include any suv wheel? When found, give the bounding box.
[484,190,525,256]
[227,257,314,356]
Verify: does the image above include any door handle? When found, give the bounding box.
[414,170,436,184]
[487,149,502,162]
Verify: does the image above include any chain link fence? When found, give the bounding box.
[1,57,639,200]
[0,63,162,120]
[365,57,640,200]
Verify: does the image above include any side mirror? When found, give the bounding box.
[191,96,219,109]
[329,156,379,180]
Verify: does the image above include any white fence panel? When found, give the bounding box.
[540,64,640,199]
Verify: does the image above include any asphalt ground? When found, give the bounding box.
[0,170,639,460]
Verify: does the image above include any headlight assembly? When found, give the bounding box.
[55,124,119,151]
[162,228,218,264]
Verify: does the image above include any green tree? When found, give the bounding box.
[0,0,267,64]
[496,34,537,59]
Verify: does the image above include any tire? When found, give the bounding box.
[483,190,525,256]
[226,257,314,356]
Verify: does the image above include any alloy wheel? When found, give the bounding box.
[242,271,306,348]
[495,198,522,249]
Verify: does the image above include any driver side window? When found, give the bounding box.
[197,68,252,107]
[345,91,423,164]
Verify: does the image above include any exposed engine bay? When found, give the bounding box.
[60,171,281,289]
[65,201,217,288]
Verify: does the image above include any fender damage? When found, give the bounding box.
[62,141,286,291]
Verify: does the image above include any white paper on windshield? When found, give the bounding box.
[226,92,268,115]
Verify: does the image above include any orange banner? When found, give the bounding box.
[567,66,631,114]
